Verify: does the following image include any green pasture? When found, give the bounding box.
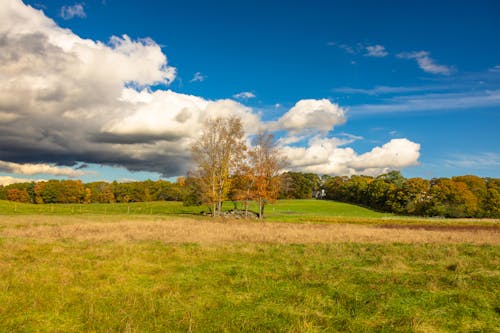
[2,199,498,227]
[0,239,498,332]
[0,199,390,219]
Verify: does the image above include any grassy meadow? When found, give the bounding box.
[0,200,499,331]
[0,199,389,219]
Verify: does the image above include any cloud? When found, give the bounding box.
[283,138,420,176]
[333,85,446,95]
[0,176,37,186]
[397,51,452,75]
[276,99,346,135]
[0,0,421,179]
[350,90,500,115]
[190,72,206,82]
[0,161,86,177]
[365,45,388,57]
[489,65,500,73]
[0,0,188,176]
[60,3,86,20]
[327,42,362,55]
[329,42,388,58]
[233,91,256,100]
[441,152,500,169]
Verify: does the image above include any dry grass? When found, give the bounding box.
[1,215,499,245]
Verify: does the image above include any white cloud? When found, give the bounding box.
[233,91,256,100]
[0,161,86,177]
[0,176,36,186]
[365,45,388,57]
[277,99,346,135]
[190,71,206,82]
[283,138,420,176]
[350,90,500,115]
[442,152,500,169]
[397,51,452,75]
[333,85,449,95]
[0,0,421,178]
[60,3,86,20]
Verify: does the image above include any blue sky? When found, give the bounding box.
[0,0,499,184]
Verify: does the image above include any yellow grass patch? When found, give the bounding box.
[1,215,498,245]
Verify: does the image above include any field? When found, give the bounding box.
[0,200,499,331]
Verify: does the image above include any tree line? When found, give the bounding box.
[0,179,185,204]
[320,171,500,218]
[1,171,498,218]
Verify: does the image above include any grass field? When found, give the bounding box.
[1,200,499,331]
[0,199,389,219]
[2,199,498,226]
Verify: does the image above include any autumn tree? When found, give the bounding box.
[191,116,246,216]
[6,188,30,203]
[229,163,256,217]
[248,131,286,219]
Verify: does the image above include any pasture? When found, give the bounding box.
[0,200,499,331]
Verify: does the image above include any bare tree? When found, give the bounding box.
[191,116,246,216]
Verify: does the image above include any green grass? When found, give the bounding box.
[0,200,205,216]
[0,239,498,332]
[260,199,393,221]
[0,199,390,221]
[3,199,498,227]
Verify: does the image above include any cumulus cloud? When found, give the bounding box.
[233,91,256,100]
[365,45,388,57]
[0,0,421,178]
[0,161,85,177]
[277,99,346,135]
[397,51,452,75]
[60,3,86,20]
[283,138,420,176]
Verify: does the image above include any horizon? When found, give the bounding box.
[0,0,499,185]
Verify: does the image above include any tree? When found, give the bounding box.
[6,188,30,203]
[428,178,478,217]
[191,116,246,216]
[248,131,286,219]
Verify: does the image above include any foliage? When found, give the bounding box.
[248,131,286,218]
[322,171,500,218]
[279,172,321,199]
[1,179,185,205]
[190,116,246,216]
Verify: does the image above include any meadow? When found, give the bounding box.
[0,200,499,332]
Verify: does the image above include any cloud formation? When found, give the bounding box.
[350,90,500,115]
[233,91,256,100]
[277,99,346,135]
[365,45,388,57]
[190,72,206,82]
[60,3,86,20]
[0,176,37,186]
[283,138,420,176]
[0,0,420,178]
[0,161,85,177]
[397,51,452,75]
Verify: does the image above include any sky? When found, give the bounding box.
[0,0,499,185]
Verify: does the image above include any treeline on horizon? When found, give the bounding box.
[0,171,499,218]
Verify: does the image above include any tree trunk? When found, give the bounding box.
[259,198,264,219]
